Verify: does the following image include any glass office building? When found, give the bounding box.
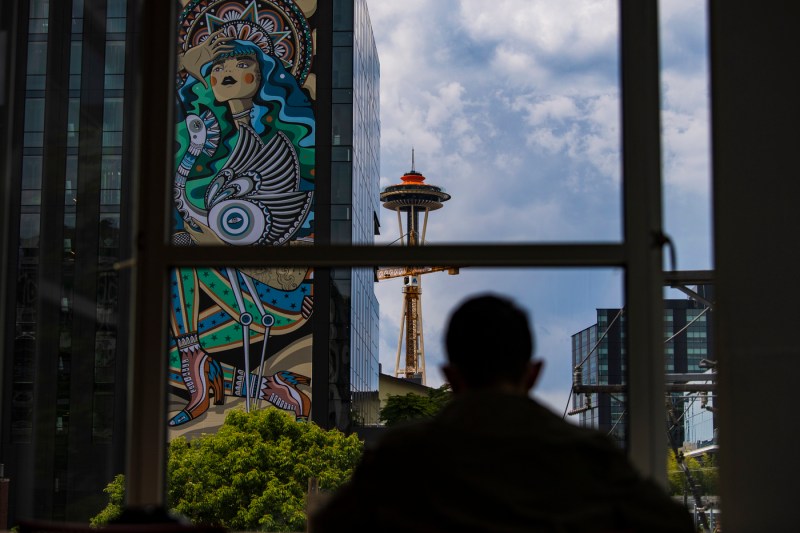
[0,0,380,521]
[1,0,131,520]
[331,0,381,427]
[571,289,714,447]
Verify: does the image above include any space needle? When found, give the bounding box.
[378,153,455,384]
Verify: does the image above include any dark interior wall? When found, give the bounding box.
[711,2,800,530]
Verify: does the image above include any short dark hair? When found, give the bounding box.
[445,294,534,387]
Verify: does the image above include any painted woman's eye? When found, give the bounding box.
[237,62,249,69]
[212,64,223,72]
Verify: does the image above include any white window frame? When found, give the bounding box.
[124,0,666,505]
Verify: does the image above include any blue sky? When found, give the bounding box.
[364,0,713,415]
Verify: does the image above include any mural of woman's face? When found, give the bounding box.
[210,55,261,103]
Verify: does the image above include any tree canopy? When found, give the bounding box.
[667,451,719,496]
[379,384,451,426]
[93,407,363,532]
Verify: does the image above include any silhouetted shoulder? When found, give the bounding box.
[311,391,693,533]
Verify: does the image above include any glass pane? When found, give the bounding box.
[65,155,78,199]
[30,0,49,19]
[369,1,621,243]
[70,41,82,74]
[332,88,353,103]
[99,213,120,249]
[101,156,122,188]
[107,0,126,18]
[67,98,80,147]
[24,98,45,132]
[332,47,353,88]
[165,265,315,433]
[103,98,124,146]
[72,0,84,19]
[106,18,126,33]
[28,18,49,34]
[332,103,353,145]
[26,75,46,90]
[659,0,712,273]
[375,268,624,413]
[20,190,42,205]
[27,41,48,74]
[103,97,123,130]
[19,213,41,247]
[104,74,124,89]
[23,132,44,146]
[331,220,351,243]
[658,0,716,522]
[92,391,115,442]
[105,41,125,74]
[333,31,353,46]
[173,4,316,248]
[333,0,354,30]
[331,162,352,203]
[22,156,43,189]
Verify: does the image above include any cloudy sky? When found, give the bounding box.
[363,0,712,415]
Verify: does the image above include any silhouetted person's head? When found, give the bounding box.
[443,294,542,395]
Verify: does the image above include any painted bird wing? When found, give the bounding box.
[206,125,302,208]
[247,191,314,246]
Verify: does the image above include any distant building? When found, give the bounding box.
[683,372,716,449]
[351,372,434,428]
[571,287,714,447]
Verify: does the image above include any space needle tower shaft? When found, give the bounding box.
[379,153,451,384]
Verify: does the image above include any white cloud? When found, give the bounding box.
[459,0,617,58]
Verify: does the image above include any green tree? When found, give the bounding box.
[379,384,451,426]
[90,474,125,526]
[667,451,719,497]
[93,408,363,532]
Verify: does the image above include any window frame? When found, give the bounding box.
[124,0,666,505]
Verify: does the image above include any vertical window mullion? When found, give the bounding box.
[619,0,666,483]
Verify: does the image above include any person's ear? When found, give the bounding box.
[442,364,466,394]
[523,360,544,392]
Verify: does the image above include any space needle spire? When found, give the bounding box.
[377,154,454,384]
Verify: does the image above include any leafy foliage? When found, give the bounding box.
[667,451,719,496]
[379,384,451,426]
[93,408,363,532]
[90,474,125,526]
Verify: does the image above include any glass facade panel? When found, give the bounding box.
[105,42,125,71]
[331,162,352,203]
[107,0,127,33]
[67,98,80,147]
[332,103,353,145]
[19,214,41,248]
[102,97,124,146]
[28,0,49,34]
[24,98,45,134]
[332,47,353,88]
[27,41,47,75]
[21,156,43,189]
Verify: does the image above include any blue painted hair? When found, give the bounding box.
[179,39,315,147]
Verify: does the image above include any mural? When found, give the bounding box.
[170,0,317,434]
